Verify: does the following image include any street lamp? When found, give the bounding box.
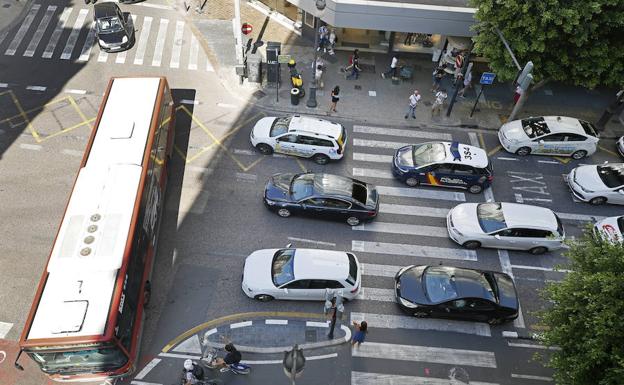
[306,0,326,108]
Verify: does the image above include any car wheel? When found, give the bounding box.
[462,240,481,249]
[468,184,483,194]
[313,154,330,165]
[254,294,274,302]
[529,246,548,255]
[347,216,361,226]
[488,318,502,325]
[589,197,607,205]
[571,150,587,160]
[256,143,273,155]
[515,147,531,156]
[413,311,429,318]
[277,208,291,218]
[405,177,419,187]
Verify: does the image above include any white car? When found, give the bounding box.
[250,115,346,164]
[593,216,623,243]
[447,202,565,254]
[241,247,361,301]
[617,136,624,158]
[498,116,599,159]
[567,163,624,205]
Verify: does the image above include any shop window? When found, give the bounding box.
[304,11,314,28]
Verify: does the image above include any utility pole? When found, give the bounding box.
[596,89,624,131]
[306,0,326,108]
[508,61,533,121]
[233,0,244,84]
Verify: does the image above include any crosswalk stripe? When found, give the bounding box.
[169,20,185,69]
[353,167,393,179]
[353,125,453,141]
[188,34,199,70]
[60,8,89,60]
[353,342,497,368]
[98,49,108,62]
[351,312,491,337]
[6,4,41,56]
[24,5,57,57]
[206,54,214,72]
[353,153,393,163]
[357,287,395,302]
[42,7,73,59]
[361,263,401,277]
[151,18,169,67]
[380,203,448,218]
[133,16,152,65]
[352,372,499,385]
[377,185,465,201]
[77,21,97,62]
[352,240,477,261]
[354,138,409,150]
[0,321,13,338]
[354,222,447,238]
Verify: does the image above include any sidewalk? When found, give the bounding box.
[0,0,33,36]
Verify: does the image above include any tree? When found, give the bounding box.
[538,227,624,384]
[469,0,624,88]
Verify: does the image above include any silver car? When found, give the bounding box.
[567,163,624,205]
[447,202,565,254]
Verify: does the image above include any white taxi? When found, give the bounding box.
[250,115,346,165]
[498,116,599,159]
[593,216,623,244]
[567,163,624,205]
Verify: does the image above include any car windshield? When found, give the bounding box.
[423,266,459,302]
[597,164,624,188]
[97,17,123,33]
[477,202,507,233]
[412,143,446,166]
[28,345,127,374]
[579,120,598,137]
[272,249,295,286]
[521,117,550,138]
[269,117,292,137]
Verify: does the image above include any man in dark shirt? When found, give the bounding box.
[214,343,241,369]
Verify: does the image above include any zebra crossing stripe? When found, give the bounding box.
[133,16,152,65]
[352,372,499,385]
[6,4,41,56]
[380,203,448,218]
[206,55,215,72]
[152,19,169,67]
[350,312,492,337]
[77,21,97,62]
[188,34,199,70]
[24,5,57,57]
[354,138,410,150]
[353,222,448,238]
[43,7,73,59]
[353,125,452,141]
[353,153,393,163]
[352,342,497,368]
[361,263,401,278]
[353,167,393,179]
[60,9,89,60]
[377,185,465,201]
[357,287,395,302]
[0,321,13,338]
[98,49,108,62]
[170,21,185,69]
[352,240,477,261]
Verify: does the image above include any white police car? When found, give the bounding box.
[567,163,624,205]
[498,116,599,159]
[250,115,346,165]
[593,216,623,244]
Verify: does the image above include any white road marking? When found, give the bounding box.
[62,149,84,157]
[498,250,526,329]
[353,152,393,163]
[243,353,337,364]
[216,102,237,108]
[306,321,328,328]
[134,358,161,380]
[353,167,393,179]
[556,212,602,222]
[77,21,97,62]
[352,372,499,385]
[0,321,13,338]
[353,222,448,238]
[352,342,497,368]
[235,172,257,182]
[64,89,87,95]
[0,31,8,45]
[133,16,153,65]
[179,99,200,105]
[151,19,169,67]
[169,21,185,69]
[188,34,199,70]
[26,85,46,91]
[484,186,494,202]
[43,7,73,59]
[357,287,395,302]
[511,374,553,381]
[60,9,89,60]
[377,185,465,201]
[508,342,560,350]
[230,321,252,329]
[233,149,255,156]
[538,160,560,164]
[131,381,161,385]
[379,203,448,218]
[5,4,41,56]
[287,237,336,247]
[354,138,411,150]
[361,263,401,277]
[265,319,288,325]
[98,49,108,62]
[0,83,8,88]
[24,5,57,57]
[511,265,571,273]
[350,312,491,337]
[468,132,479,147]
[206,54,214,72]
[20,144,42,151]
[353,125,452,141]
[496,157,518,161]
[352,240,477,261]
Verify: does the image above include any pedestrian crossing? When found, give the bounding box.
[0,4,215,71]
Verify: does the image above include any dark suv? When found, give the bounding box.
[94,2,135,52]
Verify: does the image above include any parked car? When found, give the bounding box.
[391,141,493,194]
[250,115,347,164]
[94,2,135,52]
[567,163,624,205]
[394,265,519,324]
[617,136,624,158]
[593,216,624,244]
[264,172,379,226]
[498,116,599,159]
[241,247,361,301]
[446,202,565,254]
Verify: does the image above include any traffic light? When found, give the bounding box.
[515,61,533,90]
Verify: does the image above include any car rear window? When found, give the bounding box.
[477,202,507,233]
[521,117,550,138]
[351,183,368,205]
[579,120,598,137]
[413,143,446,165]
[597,164,624,188]
[423,266,459,302]
[270,117,292,137]
[346,253,358,286]
[272,249,295,286]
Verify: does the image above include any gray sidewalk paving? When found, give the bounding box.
[0,0,33,36]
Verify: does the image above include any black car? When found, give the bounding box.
[94,2,135,52]
[264,173,379,226]
[395,265,519,324]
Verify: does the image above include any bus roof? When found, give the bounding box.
[26,77,163,341]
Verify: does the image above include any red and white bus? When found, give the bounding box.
[16,77,175,381]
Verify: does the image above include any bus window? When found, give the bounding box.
[29,345,128,374]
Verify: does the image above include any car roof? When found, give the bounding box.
[293,249,350,281]
[434,141,489,168]
[312,173,360,197]
[501,202,558,230]
[94,2,119,18]
[540,116,589,136]
[288,115,342,139]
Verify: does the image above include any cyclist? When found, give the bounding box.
[212,343,242,369]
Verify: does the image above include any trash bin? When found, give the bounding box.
[290,88,300,105]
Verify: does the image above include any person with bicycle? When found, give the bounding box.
[212,343,241,369]
[183,359,204,384]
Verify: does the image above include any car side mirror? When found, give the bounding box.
[538,140,544,144]
[494,234,501,239]
[286,243,292,248]
[619,190,624,194]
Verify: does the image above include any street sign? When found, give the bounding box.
[277,54,291,64]
[480,72,496,85]
[241,23,253,35]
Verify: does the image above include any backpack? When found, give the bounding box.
[192,364,204,380]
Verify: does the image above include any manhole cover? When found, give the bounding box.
[305,329,317,342]
[252,90,266,100]
[2,4,11,8]
[354,85,362,90]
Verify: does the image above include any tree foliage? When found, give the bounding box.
[469,0,624,88]
[538,227,624,384]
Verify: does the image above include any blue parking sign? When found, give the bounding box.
[480,72,496,85]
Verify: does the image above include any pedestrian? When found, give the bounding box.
[351,321,368,347]
[328,29,336,55]
[381,54,399,79]
[404,90,421,119]
[431,88,448,116]
[315,64,324,89]
[431,64,447,92]
[458,69,472,98]
[329,86,340,113]
[327,297,338,339]
[318,25,328,52]
[346,56,362,80]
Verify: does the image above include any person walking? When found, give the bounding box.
[327,297,338,339]
[346,56,362,80]
[458,69,472,98]
[351,321,368,347]
[318,25,328,52]
[431,64,447,92]
[381,54,399,79]
[328,29,336,55]
[315,64,324,89]
[404,90,421,119]
[328,86,340,113]
[431,88,448,116]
